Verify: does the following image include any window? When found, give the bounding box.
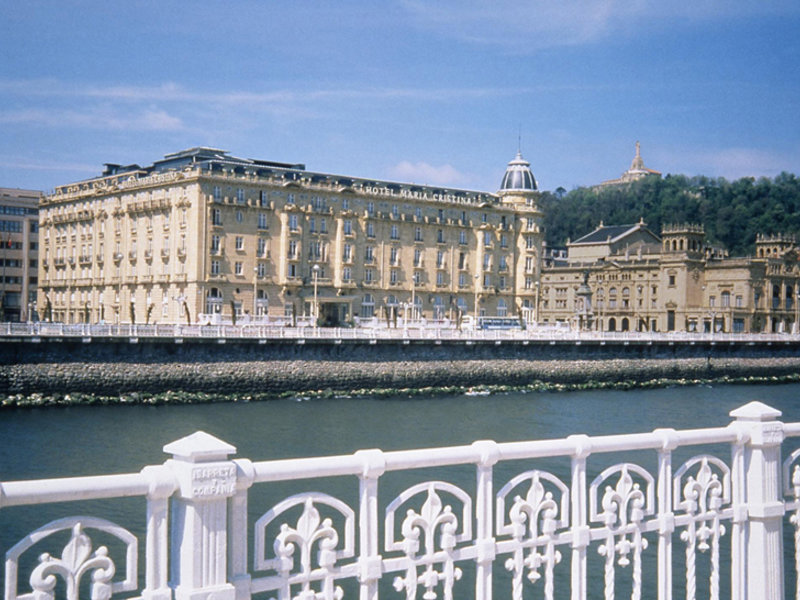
[212,208,221,226]
[364,268,374,284]
[736,295,743,308]
[414,227,423,242]
[367,202,375,217]
[259,190,269,207]
[391,225,399,240]
[483,253,491,270]
[288,263,297,277]
[210,235,220,254]
[361,294,375,318]
[289,214,298,231]
[500,234,508,248]
[258,213,268,229]
[213,186,221,202]
[288,240,297,259]
[458,252,466,270]
[235,262,243,275]
[390,247,399,265]
[526,236,534,249]
[343,243,352,262]
[709,296,716,307]
[257,263,267,277]
[413,271,421,285]
[235,236,244,251]
[342,198,349,211]
[525,256,534,273]
[459,273,468,287]
[287,193,295,204]
[668,274,676,286]
[365,246,374,263]
[483,273,491,287]
[436,271,445,286]
[309,217,316,233]
[392,204,399,218]
[437,229,444,244]
[459,230,467,245]
[721,291,731,308]
[236,188,245,204]
[343,267,352,282]
[343,219,352,235]
[211,260,220,275]
[497,298,508,317]
[390,269,398,284]
[320,218,327,234]
[367,223,375,238]
[414,248,422,267]
[415,207,422,220]
[436,251,444,269]
[257,238,267,257]
[483,231,491,247]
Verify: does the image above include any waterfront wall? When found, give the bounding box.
[4,337,800,396]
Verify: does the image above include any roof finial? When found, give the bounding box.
[517,125,522,155]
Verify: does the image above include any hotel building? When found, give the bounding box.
[38,148,544,325]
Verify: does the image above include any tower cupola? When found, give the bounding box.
[499,151,537,192]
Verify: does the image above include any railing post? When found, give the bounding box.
[473,441,500,600]
[731,401,785,600]
[355,449,386,600]
[164,432,239,600]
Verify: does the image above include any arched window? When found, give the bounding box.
[621,317,630,331]
[206,287,223,314]
[361,294,375,318]
[608,317,617,331]
[497,298,507,317]
[256,290,268,316]
[433,296,445,319]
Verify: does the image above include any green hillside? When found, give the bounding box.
[540,173,800,256]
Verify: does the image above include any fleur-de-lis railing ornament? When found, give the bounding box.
[782,450,800,600]
[591,463,654,600]
[28,523,115,600]
[386,482,471,600]
[255,493,355,600]
[497,471,568,600]
[674,455,730,600]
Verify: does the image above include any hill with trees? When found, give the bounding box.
[539,172,800,257]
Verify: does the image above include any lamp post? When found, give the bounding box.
[474,274,480,330]
[312,264,320,328]
[253,266,259,324]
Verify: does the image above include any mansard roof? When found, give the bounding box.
[570,221,660,246]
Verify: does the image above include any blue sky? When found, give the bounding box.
[2,1,799,194]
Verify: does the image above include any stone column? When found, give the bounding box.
[730,401,785,600]
[164,432,238,600]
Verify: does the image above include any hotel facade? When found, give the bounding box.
[38,146,800,333]
[38,148,544,326]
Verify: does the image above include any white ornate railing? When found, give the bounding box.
[2,321,800,344]
[2,402,800,600]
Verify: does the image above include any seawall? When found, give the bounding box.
[4,337,800,398]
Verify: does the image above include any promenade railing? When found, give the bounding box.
[2,321,799,344]
[2,401,800,600]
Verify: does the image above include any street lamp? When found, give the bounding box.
[312,264,320,328]
[253,266,259,323]
[474,274,480,330]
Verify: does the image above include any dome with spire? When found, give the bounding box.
[499,151,537,192]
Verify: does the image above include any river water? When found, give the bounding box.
[1,383,799,597]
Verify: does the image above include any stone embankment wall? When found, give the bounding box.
[3,337,800,397]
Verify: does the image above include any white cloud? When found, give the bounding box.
[657,146,799,180]
[0,156,96,173]
[400,0,800,49]
[0,106,185,132]
[387,160,471,187]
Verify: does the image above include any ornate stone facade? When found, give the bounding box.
[38,148,544,325]
[538,223,800,333]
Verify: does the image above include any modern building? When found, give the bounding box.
[38,148,544,325]
[0,187,40,321]
[538,223,800,333]
[597,142,661,187]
